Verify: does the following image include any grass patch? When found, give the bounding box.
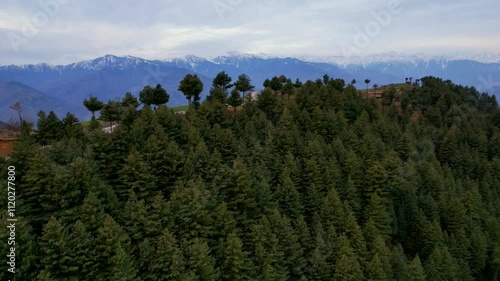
[80,120,106,128]
[171,105,189,112]
[386,83,410,89]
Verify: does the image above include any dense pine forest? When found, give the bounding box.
[1,74,500,281]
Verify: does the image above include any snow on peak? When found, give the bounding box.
[67,54,150,70]
[211,51,278,64]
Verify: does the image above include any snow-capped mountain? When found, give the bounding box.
[300,52,500,66]
[67,54,160,71]
[1,52,499,122]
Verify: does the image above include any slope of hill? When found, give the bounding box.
[0,80,89,122]
[2,74,498,280]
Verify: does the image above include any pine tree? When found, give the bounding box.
[319,187,345,232]
[341,175,361,216]
[122,92,140,108]
[448,228,471,265]
[363,218,380,247]
[0,213,39,281]
[224,157,258,229]
[308,247,330,281]
[109,245,139,281]
[139,84,169,108]
[390,244,408,281]
[369,236,392,280]
[395,133,412,161]
[51,157,98,223]
[417,217,444,259]
[20,151,55,233]
[39,216,77,278]
[333,254,364,281]
[212,202,237,258]
[138,238,156,281]
[143,127,184,196]
[257,88,280,120]
[228,88,243,113]
[179,74,204,106]
[213,71,233,92]
[222,232,252,281]
[121,105,139,129]
[344,208,368,262]
[168,179,214,242]
[424,246,458,281]
[364,192,392,239]
[252,216,287,281]
[118,147,156,203]
[325,225,339,267]
[185,238,220,281]
[468,225,488,274]
[332,234,364,281]
[455,259,474,281]
[62,112,84,139]
[274,167,302,220]
[151,229,186,280]
[94,214,133,279]
[100,100,123,128]
[303,182,322,221]
[295,215,313,257]
[36,110,63,145]
[79,191,105,233]
[268,209,304,276]
[234,73,255,98]
[366,254,387,281]
[66,220,98,279]
[492,246,500,281]
[83,95,104,118]
[407,255,426,281]
[363,162,388,203]
[121,192,159,251]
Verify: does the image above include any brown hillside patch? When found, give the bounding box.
[0,131,17,158]
[410,107,423,123]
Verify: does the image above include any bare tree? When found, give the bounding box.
[9,101,25,123]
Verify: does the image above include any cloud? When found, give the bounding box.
[0,0,499,64]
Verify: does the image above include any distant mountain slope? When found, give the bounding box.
[0,53,498,122]
[0,80,89,122]
[0,55,214,108]
[166,53,367,85]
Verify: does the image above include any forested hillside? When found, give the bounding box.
[1,75,500,280]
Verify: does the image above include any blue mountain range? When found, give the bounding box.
[1,53,499,122]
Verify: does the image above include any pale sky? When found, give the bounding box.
[0,0,499,65]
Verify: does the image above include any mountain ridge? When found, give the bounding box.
[3,52,500,69]
[1,53,499,122]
